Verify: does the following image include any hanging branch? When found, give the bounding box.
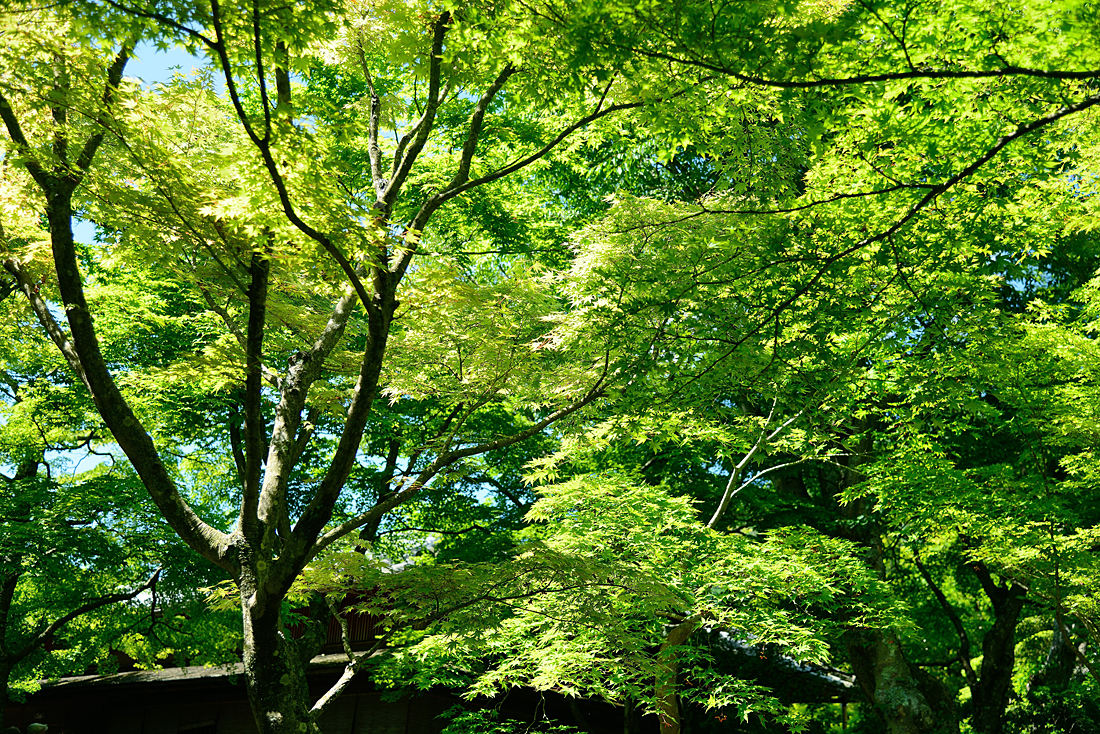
[914,551,979,690]
[310,379,609,558]
[8,570,161,666]
[707,403,804,528]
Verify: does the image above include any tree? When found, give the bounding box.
[295,475,882,734]
[0,2,652,732]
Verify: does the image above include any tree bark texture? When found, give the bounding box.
[238,552,321,734]
[969,567,1027,734]
[655,617,700,734]
[1024,622,1094,733]
[1027,622,1077,695]
[845,627,955,734]
[0,661,11,731]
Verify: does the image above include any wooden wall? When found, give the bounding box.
[4,665,457,734]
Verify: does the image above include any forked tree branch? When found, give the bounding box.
[914,551,979,690]
[445,65,516,192]
[381,12,450,213]
[256,283,362,557]
[707,403,804,528]
[430,100,643,208]
[202,0,378,314]
[309,598,390,719]
[308,558,637,718]
[275,308,395,588]
[393,96,644,281]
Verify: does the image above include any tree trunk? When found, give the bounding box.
[969,574,1026,734]
[1027,622,1077,695]
[0,661,11,731]
[655,675,681,734]
[1025,621,1088,734]
[845,628,945,734]
[239,564,320,734]
[655,617,699,734]
[623,697,642,734]
[835,431,954,734]
[1,563,20,732]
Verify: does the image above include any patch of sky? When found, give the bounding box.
[127,39,221,94]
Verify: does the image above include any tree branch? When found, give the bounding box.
[229,417,248,493]
[199,287,281,387]
[664,91,1100,402]
[0,90,49,190]
[204,0,376,314]
[252,0,272,142]
[310,602,389,719]
[376,524,493,537]
[471,472,529,511]
[0,569,19,646]
[914,551,978,690]
[380,12,450,212]
[239,249,270,542]
[11,569,161,666]
[311,380,608,557]
[273,290,397,589]
[73,44,132,174]
[356,38,386,198]
[256,284,362,560]
[20,190,230,572]
[610,40,1100,89]
[393,97,642,280]
[429,99,643,209]
[3,259,91,391]
[445,65,516,192]
[50,53,70,169]
[970,560,1003,609]
[707,403,804,528]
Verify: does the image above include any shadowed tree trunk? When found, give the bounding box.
[969,562,1027,734]
[623,697,642,734]
[845,627,957,734]
[1027,621,1077,695]
[1025,621,1092,733]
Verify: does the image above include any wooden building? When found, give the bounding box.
[4,653,459,734]
[4,622,860,734]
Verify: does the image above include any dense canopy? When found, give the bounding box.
[1,1,1099,733]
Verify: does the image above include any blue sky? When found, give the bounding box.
[128,40,211,87]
